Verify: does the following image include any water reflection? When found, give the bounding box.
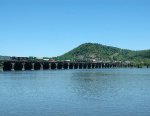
[69,70,123,100]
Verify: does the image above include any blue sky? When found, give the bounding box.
[0,0,150,57]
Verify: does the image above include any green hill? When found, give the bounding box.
[55,43,150,65]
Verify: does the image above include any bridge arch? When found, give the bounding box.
[34,62,41,70]
[64,63,69,69]
[3,62,12,71]
[51,63,56,69]
[79,63,83,69]
[25,62,32,70]
[83,63,87,69]
[88,63,92,69]
[43,63,49,70]
[14,62,23,71]
[69,63,74,69]
[74,63,79,69]
[57,63,63,69]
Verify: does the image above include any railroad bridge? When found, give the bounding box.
[0,60,132,71]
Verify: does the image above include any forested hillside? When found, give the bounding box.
[55,43,150,65]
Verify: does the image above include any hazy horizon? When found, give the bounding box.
[0,0,150,57]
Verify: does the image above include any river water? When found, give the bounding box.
[0,68,150,116]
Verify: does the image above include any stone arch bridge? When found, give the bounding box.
[0,61,132,71]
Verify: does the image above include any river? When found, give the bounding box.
[0,68,150,116]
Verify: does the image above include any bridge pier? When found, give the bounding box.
[0,62,4,71]
[77,64,79,69]
[11,63,15,71]
[86,64,87,69]
[62,63,64,69]
[22,63,25,71]
[90,64,92,69]
[86,64,88,69]
[97,64,100,68]
[73,64,75,69]
[0,67,3,72]
[101,63,103,68]
[31,63,35,71]
[55,63,58,70]
[40,63,43,70]
[67,63,70,69]
[103,63,106,68]
[98,63,100,68]
[82,64,84,69]
[49,63,51,70]
[94,64,96,69]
